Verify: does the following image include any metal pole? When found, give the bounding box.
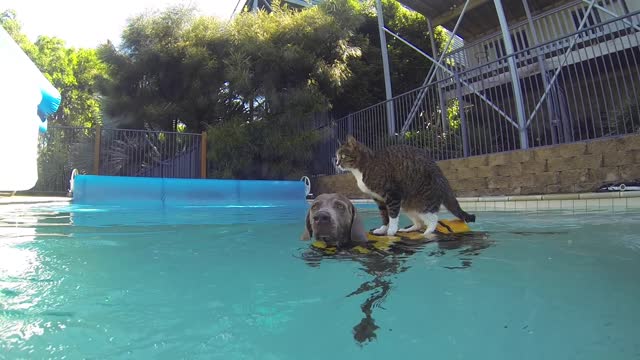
[525,0,598,128]
[93,125,101,175]
[401,0,471,133]
[584,0,640,32]
[522,0,559,144]
[385,27,518,128]
[455,74,470,157]
[252,0,258,11]
[375,0,396,135]
[428,17,449,132]
[493,0,529,149]
[200,131,207,179]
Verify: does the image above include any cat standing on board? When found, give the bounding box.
[335,135,476,239]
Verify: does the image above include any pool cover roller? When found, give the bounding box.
[72,175,307,207]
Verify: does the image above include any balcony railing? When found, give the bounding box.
[309,9,640,176]
[443,0,639,71]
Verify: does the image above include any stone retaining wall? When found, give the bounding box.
[311,134,640,198]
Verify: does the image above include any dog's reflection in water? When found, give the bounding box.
[299,233,494,345]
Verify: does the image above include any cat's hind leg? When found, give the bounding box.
[372,199,389,235]
[383,192,402,236]
[398,212,424,233]
[418,212,439,240]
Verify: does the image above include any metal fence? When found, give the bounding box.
[24,126,205,194]
[98,128,203,178]
[311,9,640,176]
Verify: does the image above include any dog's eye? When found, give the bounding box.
[335,202,345,210]
[311,203,319,210]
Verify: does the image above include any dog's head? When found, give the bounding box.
[301,193,367,247]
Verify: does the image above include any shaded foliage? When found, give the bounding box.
[97,6,230,131]
[1,10,107,127]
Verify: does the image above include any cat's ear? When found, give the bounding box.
[301,209,313,240]
[346,135,357,145]
[349,202,367,243]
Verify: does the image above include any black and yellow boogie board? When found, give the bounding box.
[311,219,472,255]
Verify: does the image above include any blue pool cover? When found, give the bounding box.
[72,175,307,208]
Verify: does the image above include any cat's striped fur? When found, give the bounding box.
[336,135,475,238]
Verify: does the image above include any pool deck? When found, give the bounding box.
[2,191,639,211]
[0,196,71,205]
[327,191,640,212]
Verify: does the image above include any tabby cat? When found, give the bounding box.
[335,135,475,238]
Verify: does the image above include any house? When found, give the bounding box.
[426,0,640,149]
[352,0,640,160]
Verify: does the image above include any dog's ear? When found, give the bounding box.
[301,209,313,240]
[349,202,367,243]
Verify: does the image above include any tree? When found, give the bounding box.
[2,10,109,193]
[95,1,454,179]
[97,5,229,131]
[325,0,449,117]
[208,0,362,179]
[1,10,108,127]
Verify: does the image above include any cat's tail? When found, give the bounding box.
[444,193,476,223]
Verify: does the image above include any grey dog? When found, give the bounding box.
[301,193,367,247]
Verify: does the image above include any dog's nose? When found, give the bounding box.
[313,211,331,224]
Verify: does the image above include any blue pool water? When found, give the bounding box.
[1,201,640,359]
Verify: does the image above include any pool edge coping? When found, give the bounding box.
[342,191,640,203]
[325,191,640,212]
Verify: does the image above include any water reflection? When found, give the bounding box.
[299,232,494,345]
[0,203,69,349]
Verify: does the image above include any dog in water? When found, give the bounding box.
[301,193,368,247]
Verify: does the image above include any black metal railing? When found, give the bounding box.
[23,126,204,194]
[310,9,640,176]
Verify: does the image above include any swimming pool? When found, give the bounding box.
[1,200,639,359]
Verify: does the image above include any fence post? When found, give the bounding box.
[93,125,101,175]
[455,74,470,158]
[200,130,207,179]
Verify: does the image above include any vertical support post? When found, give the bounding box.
[427,17,449,132]
[93,125,101,175]
[522,0,559,144]
[455,74,470,157]
[375,0,396,136]
[200,130,207,179]
[347,114,353,135]
[493,0,529,149]
[252,0,259,11]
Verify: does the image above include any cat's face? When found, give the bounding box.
[335,135,362,171]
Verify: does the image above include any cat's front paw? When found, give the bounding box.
[386,224,399,236]
[372,225,388,235]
